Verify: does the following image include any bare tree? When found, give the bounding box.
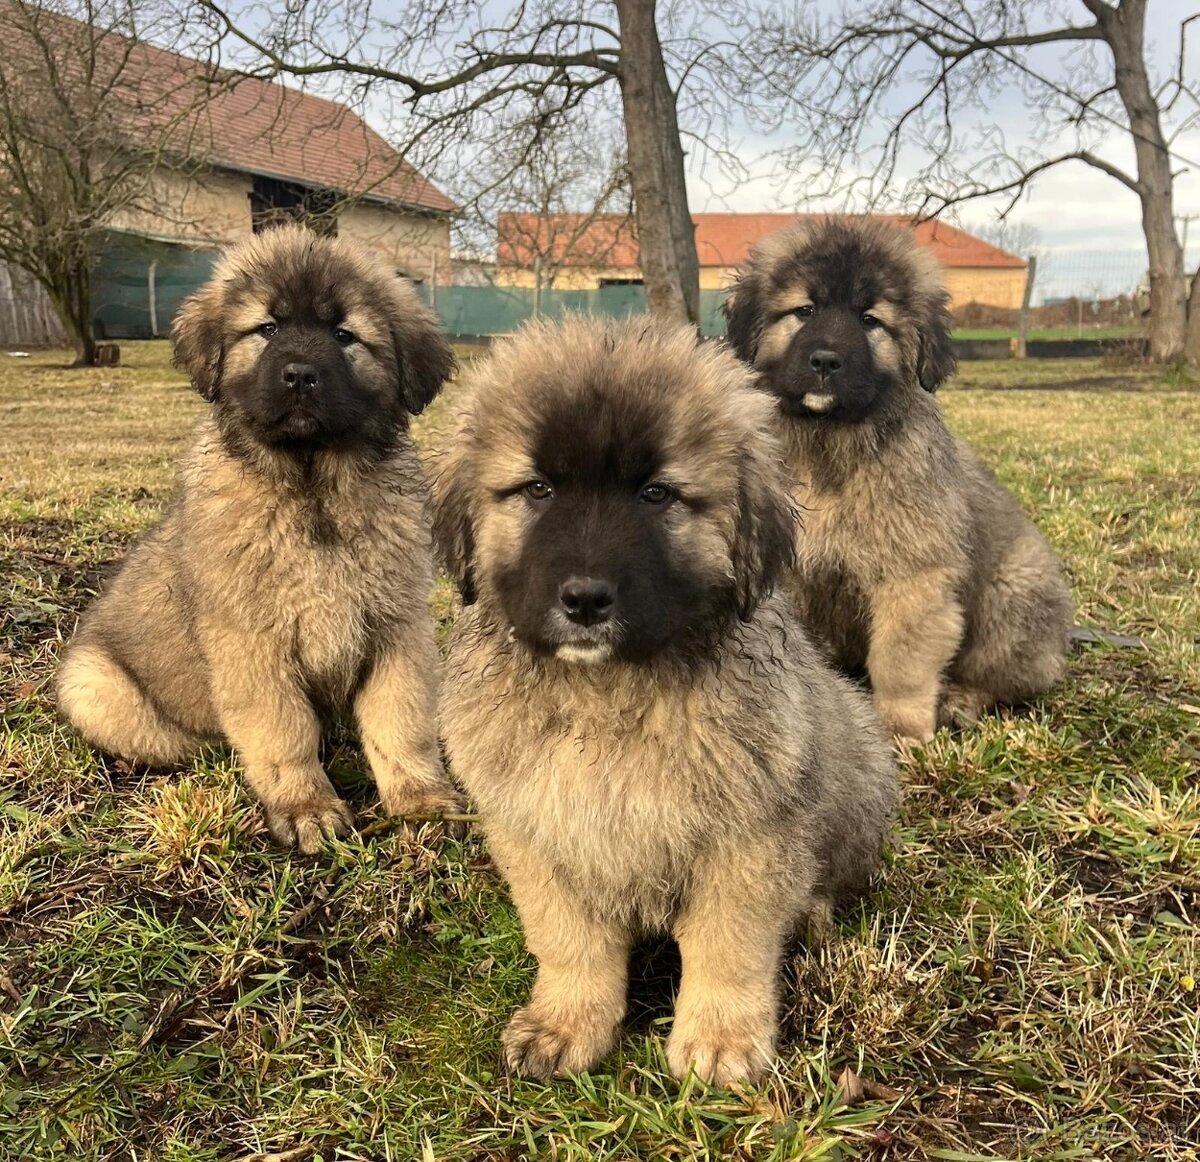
[482,117,632,304]
[766,0,1200,364]
[194,0,770,327]
[0,0,222,365]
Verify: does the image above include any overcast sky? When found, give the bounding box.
[678,0,1200,299]
[213,0,1199,299]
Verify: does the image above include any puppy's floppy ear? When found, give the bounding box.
[723,270,764,364]
[916,290,957,392]
[430,436,477,605]
[390,288,456,415]
[730,441,797,621]
[171,284,225,401]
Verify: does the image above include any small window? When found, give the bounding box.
[250,177,338,236]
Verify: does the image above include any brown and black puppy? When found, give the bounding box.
[725,217,1073,742]
[433,316,897,1086]
[57,225,462,851]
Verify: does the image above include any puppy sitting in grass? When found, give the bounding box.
[433,317,897,1086]
[56,226,462,851]
[724,217,1074,742]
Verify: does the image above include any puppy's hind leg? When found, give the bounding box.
[56,644,203,765]
[947,535,1072,724]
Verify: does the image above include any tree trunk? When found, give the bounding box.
[1185,264,1200,365]
[1098,0,1186,363]
[613,0,699,325]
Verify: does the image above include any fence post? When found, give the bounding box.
[430,254,438,311]
[148,260,159,337]
[1016,254,1037,359]
[533,255,542,318]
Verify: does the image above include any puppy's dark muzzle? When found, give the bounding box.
[558,575,616,627]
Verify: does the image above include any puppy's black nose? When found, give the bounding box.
[559,576,615,626]
[281,363,320,391]
[809,349,843,376]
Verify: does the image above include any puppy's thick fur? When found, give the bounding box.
[57,226,462,851]
[725,217,1073,741]
[433,317,897,1086]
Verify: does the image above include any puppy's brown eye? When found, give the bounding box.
[794,305,814,319]
[334,327,355,346]
[639,483,673,505]
[524,481,554,501]
[259,322,277,338]
[861,313,882,330]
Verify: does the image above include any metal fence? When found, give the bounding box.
[425,284,729,337]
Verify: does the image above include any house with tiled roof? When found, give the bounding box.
[12,7,459,338]
[98,35,457,276]
[496,212,1029,310]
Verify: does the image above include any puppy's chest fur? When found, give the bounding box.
[784,417,969,583]
[180,429,429,695]
[443,611,811,928]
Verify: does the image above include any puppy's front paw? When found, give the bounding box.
[501,1005,614,1080]
[875,697,937,744]
[265,796,355,854]
[380,782,468,839]
[666,1017,774,1087]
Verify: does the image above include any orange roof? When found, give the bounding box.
[498,212,1025,270]
[5,3,456,215]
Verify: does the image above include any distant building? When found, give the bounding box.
[497,212,1028,310]
[98,36,457,282]
[10,8,457,339]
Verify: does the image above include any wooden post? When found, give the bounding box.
[1016,254,1037,359]
[430,254,438,310]
[147,260,158,337]
[533,254,543,318]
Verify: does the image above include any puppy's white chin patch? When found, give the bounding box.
[802,392,836,413]
[555,642,613,665]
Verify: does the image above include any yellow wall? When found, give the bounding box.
[108,167,251,244]
[338,203,451,283]
[108,166,453,282]
[498,262,1027,309]
[496,266,631,290]
[943,267,1027,311]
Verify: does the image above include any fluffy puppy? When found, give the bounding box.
[724,217,1073,742]
[433,316,897,1087]
[57,225,462,852]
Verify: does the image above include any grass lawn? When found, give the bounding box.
[953,327,1140,342]
[2,342,1198,1161]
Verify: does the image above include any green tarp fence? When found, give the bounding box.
[90,233,732,340]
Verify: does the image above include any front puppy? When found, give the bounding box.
[434,317,897,1086]
[57,225,462,851]
[725,217,1074,741]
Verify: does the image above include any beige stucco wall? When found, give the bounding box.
[108,167,252,244]
[500,261,1028,311]
[108,166,453,282]
[496,266,631,290]
[338,203,451,284]
[943,267,1028,310]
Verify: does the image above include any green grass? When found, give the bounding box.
[953,327,1140,342]
[2,343,1198,1161]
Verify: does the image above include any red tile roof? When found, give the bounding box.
[7,3,456,215]
[498,212,1025,271]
